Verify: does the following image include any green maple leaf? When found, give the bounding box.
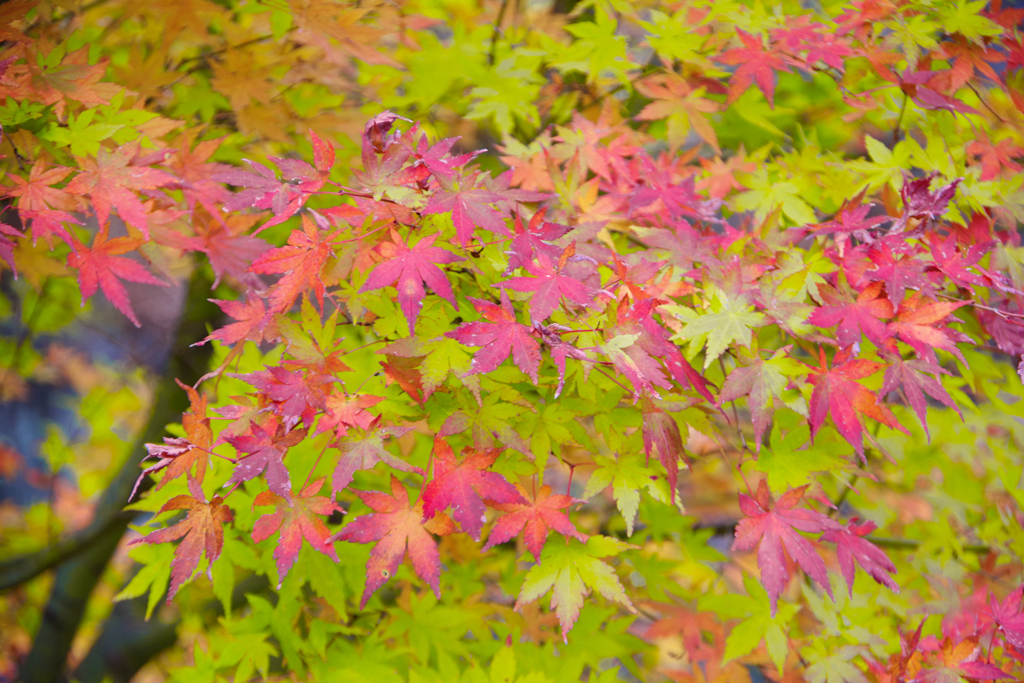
[667,291,766,369]
[40,108,123,157]
[751,424,847,494]
[734,168,816,225]
[582,453,671,536]
[698,576,797,672]
[514,536,638,641]
[804,643,868,683]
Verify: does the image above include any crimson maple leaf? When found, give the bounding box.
[224,423,306,496]
[717,29,791,108]
[987,586,1024,650]
[235,366,333,430]
[642,404,686,500]
[535,323,589,399]
[0,222,21,275]
[445,289,542,382]
[252,478,341,588]
[814,203,890,246]
[421,439,526,541]
[503,207,571,274]
[133,380,215,501]
[807,348,905,457]
[926,232,990,289]
[497,242,607,322]
[183,214,271,289]
[864,243,931,306]
[330,475,455,608]
[807,281,894,348]
[359,228,464,334]
[820,519,898,596]
[880,348,961,439]
[129,476,233,602]
[422,171,517,247]
[890,173,962,234]
[732,480,839,615]
[63,143,174,239]
[483,484,588,559]
[330,425,423,495]
[315,393,382,439]
[248,215,342,312]
[67,228,168,327]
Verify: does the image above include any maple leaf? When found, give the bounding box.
[359,228,464,334]
[820,519,898,596]
[63,143,174,239]
[645,604,723,664]
[641,403,686,500]
[503,208,570,273]
[807,281,894,348]
[276,297,352,375]
[184,214,271,289]
[635,72,720,152]
[813,203,890,247]
[918,637,1012,683]
[718,348,808,452]
[514,536,638,642]
[330,425,424,495]
[807,348,904,457]
[890,173,962,234]
[129,476,233,602]
[483,483,588,559]
[252,478,342,588]
[864,243,930,306]
[880,349,961,438]
[421,439,526,541]
[330,475,455,608]
[224,424,306,496]
[132,380,214,501]
[248,215,341,312]
[732,480,839,615]
[601,333,672,398]
[315,393,381,439]
[670,292,765,370]
[628,159,721,223]
[987,586,1024,650]
[535,323,588,399]
[717,29,791,108]
[67,229,168,327]
[0,222,21,275]
[235,366,333,430]
[967,132,1024,182]
[422,170,534,247]
[888,294,970,364]
[926,233,990,289]
[18,208,83,249]
[199,293,270,346]
[497,242,607,322]
[445,290,542,383]
[616,298,716,402]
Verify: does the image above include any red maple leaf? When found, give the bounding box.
[252,478,341,587]
[717,29,791,108]
[330,475,455,608]
[422,172,514,247]
[926,232,990,289]
[813,203,890,246]
[200,293,270,346]
[888,294,970,364]
[483,483,588,559]
[534,323,589,399]
[718,348,797,452]
[315,393,382,439]
[330,425,424,495]
[445,289,542,382]
[642,403,687,499]
[248,215,342,312]
[161,129,233,218]
[63,143,174,239]
[880,347,961,438]
[967,132,1024,182]
[224,423,307,496]
[497,242,607,322]
[235,366,333,430]
[732,480,839,615]
[184,214,271,289]
[67,229,168,327]
[129,476,233,601]
[890,173,962,234]
[864,244,930,306]
[359,228,464,334]
[987,586,1024,650]
[807,347,904,457]
[820,519,898,596]
[421,439,526,541]
[807,281,894,347]
[3,160,76,212]
[0,222,21,275]
[503,207,571,274]
[133,380,215,501]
